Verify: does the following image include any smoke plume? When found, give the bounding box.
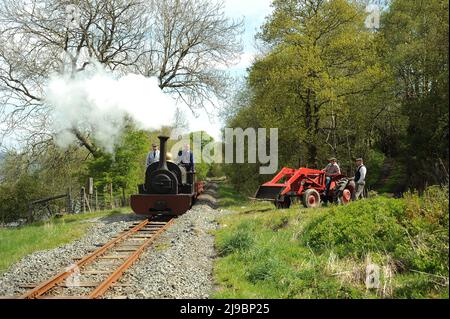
[45,64,177,152]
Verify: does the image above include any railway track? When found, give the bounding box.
[18,216,174,299]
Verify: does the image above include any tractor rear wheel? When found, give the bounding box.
[302,189,321,208]
[339,188,352,205]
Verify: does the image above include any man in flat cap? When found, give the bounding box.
[146,142,160,167]
[322,157,341,197]
[353,158,367,200]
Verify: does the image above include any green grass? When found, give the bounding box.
[218,183,278,214]
[0,208,129,274]
[213,183,449,299]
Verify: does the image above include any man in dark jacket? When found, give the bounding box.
[146,143,160,167]
[353,158,367,200]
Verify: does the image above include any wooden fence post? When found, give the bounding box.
[81,187,86,213]
[110,183,114,209]
[122,187,126,207]
[95,187,98,211]
[28,203,34,223]
[84,192,92,213]
[67,187,72,214]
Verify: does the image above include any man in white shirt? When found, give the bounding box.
[176,143,194,172]
[146,143,160,167]
[353,158,367,200]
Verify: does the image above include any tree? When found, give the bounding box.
[249,0,387,166]
[0,0,243,159]
[0,0,149,157]
[224,0,448,194]
[172,107,190,133]
[0,144,88,222]
[139,0,243,110]
[381,0,449,190]
[85,122,148,200]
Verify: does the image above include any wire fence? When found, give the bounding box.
[25,183,130,224]
[71,191,129,214]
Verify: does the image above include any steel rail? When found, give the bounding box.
[18,218,161,299]
[88,218,174,298]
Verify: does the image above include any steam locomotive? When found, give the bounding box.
[130,136,204,216]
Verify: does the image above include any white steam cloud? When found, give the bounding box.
[45,65,177,152]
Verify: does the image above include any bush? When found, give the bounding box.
[207,163,224,178]
[0,174,51,223]
[378,161,408,194]
[195,162,210,181]
[301,197,407,258]
[394,186,449,275]
[302,187,449,278]
[214,183,448,298]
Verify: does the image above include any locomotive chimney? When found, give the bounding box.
[157,136,169,170]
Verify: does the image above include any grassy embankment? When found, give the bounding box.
[213,184,449,299]
[0,208,130,274]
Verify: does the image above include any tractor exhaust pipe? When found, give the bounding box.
[157,136,169,171]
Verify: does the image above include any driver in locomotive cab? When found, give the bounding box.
[176,143,195,172]
[146,143,160,167]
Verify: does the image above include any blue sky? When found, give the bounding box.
[186,0,274,140]
[223,0,274,73]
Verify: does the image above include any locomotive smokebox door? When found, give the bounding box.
[151,174,173,193]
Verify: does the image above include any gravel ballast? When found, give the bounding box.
[105,202,231,299]
[0,183,232,298]
[0,214,144,297]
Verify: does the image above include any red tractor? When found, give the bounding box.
[252,167,355,208]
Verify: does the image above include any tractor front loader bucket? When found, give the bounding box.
[252,185,285,201]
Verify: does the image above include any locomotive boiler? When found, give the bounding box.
[130,136,204,216]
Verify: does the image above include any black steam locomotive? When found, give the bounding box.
[130,136,204,216]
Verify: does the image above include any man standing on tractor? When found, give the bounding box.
[323,157,341,196]
[353,158,367,200]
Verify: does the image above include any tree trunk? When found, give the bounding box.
[303,89,319,168]
[71,128,100,158]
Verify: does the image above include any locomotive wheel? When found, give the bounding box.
[339,188,352,205]
[274,196,291,209]
[302,189,321,208]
